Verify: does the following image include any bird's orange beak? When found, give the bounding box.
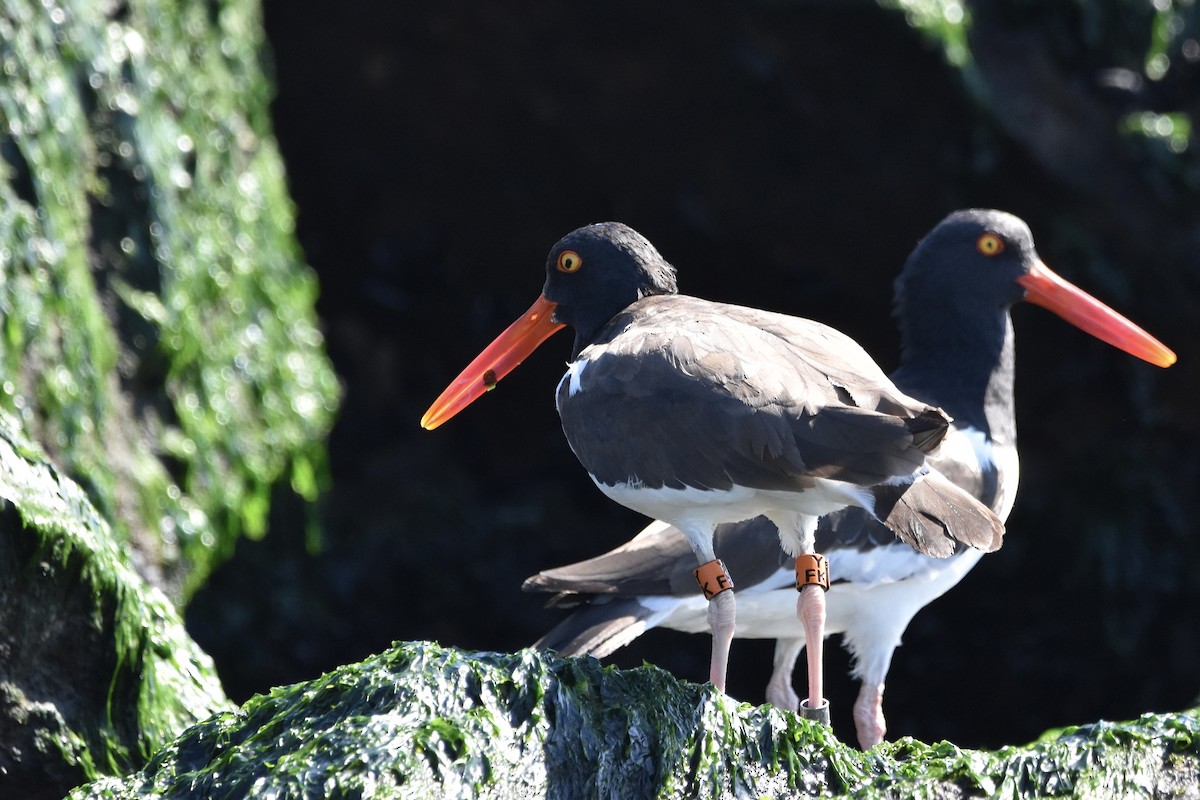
[421,294,566,430]
[1017,260,1176,368]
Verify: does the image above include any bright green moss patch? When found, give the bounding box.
[0,0,338,598]
[863,712,1200,799]
[70,643,832,799]
[69,642,1200,799]
[0,408,230,796]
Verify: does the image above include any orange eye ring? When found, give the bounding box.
[556,250,583,273]
[976,233,1005,256]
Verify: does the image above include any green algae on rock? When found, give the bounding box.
[69,641,1200,799]
[69,643,839,799]
[0,409,231,799]
[0,0,339,599]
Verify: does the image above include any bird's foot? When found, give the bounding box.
[766,639,803,711]
[853,682,887,749]
[766,672,800,711]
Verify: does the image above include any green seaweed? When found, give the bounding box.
[0,0,339,599]
[68,642,1200,799]
[0,407,230,789]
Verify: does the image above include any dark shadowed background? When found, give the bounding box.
[187,1,1200,751]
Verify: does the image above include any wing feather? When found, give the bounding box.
[559,295,950,492]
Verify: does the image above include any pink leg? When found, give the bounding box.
[853,681,887,749]
[796,584,826,710]
[706,589,736,690]
[766,638,803,711]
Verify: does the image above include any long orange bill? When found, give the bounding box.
[421,294,566,430]
[1017,260,1176,368]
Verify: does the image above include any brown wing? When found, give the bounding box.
[558,295,950,492]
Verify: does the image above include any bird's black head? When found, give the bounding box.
[894,209,1039,321]
[889,209,1044,428]
[543,222,679,356]
[893,207,1174,371]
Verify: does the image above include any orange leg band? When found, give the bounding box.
[694,558,734,600]
[795,553,830,591]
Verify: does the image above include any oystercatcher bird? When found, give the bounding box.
[521,209,1176,747]
[422,221,1006,721]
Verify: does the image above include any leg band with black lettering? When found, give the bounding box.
[795,553,830,591]
[694,558,734,600]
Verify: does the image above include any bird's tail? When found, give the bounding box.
[870,470,1005,558]
[531,597,663,657]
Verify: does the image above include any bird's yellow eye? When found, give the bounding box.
[976,233,1005,256]
[556,250,583,273]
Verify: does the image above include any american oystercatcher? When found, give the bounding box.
[521,209,1176,747]
[422,221,1007,722]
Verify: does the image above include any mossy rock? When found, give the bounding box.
[0,0,339,600]
[71,641,1200,799]
[0,409,230,800]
